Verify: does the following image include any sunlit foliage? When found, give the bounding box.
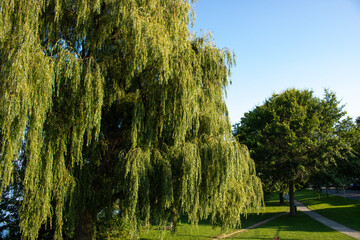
[0,1,263,239]
[234,88,348,216]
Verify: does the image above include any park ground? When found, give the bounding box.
[140,189,360,240]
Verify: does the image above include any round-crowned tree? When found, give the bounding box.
[234,89,346,216]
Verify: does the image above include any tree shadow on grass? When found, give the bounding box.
[140,199,291,240]
[295,190,360,207]
[228,212,349,240]
[293,190,360,231]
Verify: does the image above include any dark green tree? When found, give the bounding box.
[234,89,346,216]
[311,116,360,195]
[340,117,360,185]
[0,1,263,239]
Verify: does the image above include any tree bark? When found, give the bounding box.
[75,207,95,240]
[279,192,285,205]
[326,185,329,198]
[289,182,296,217]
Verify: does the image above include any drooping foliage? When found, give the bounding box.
[0,1,263,239]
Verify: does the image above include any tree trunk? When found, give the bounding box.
[75,207,95,240]
[326,185,329,198]
[279,192,285,205]
[289,182,296,217]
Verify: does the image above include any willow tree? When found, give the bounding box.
[0,1,263,239]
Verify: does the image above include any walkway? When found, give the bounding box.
[286,196,360,240]
[214,195,360,239]
[327,188,360,201]
[307,187,360,201]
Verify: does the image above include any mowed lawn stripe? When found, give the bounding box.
[227,211,356,240]
[295,189,360,231]
[140,196,288,240]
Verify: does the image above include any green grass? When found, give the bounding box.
[226,190,358,240]
[140,191,359,240]
[139,195,288,240]
[139,221,228,240]
[294,189,360,231]
[227,211,356,240]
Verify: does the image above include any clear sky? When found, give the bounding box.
[190,0,360,124]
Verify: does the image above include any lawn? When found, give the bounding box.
[139,195,288,240]
[227,211,355,240]
[294,189,360,231]
[229,189,360,240]
[140,191,359,240]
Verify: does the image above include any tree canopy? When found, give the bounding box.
[310,116,360,194]
[234,88,347,216]
[0,0,263,239]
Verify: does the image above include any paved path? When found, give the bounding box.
[285,195,360,239]
[327,189,360,201]
[307,187,360,201]
[214,194,360,239]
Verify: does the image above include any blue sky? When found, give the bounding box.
[190,0,360,124]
